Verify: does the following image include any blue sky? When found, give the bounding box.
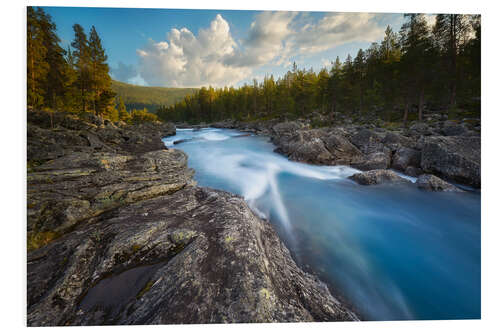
[42,7,407,88]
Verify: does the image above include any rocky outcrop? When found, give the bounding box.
[348,170,412,186]
[392,147,421,171]
[210,117,480,188]
[420,136,480,187]
[416,174,464,192]
[27,110,357,326]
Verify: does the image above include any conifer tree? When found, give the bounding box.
[71,24,91,113]
[117,96,131,122]
[27,7,48,108]
[36,8,68,110]
[89,26,115,116]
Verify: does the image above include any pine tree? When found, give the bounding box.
[27,7,48,108]
[433,14,473,107]
[89,26,115,116]
[71,24,91,113]
[36,8,68,111]
[399,14,433,122]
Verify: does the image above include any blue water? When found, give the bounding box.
[163,128,481,321]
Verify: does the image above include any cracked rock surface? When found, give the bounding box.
[27,110,357,325]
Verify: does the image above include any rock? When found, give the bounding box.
[351,151,391,171]
[409,122,430,135]
[322,132,364,165]
[27,110,357,325]
[420,136,480,188]
[442,123,468,136]
[349,129,385,155]
[382,132,415,152]
[416,174,464,192]
[349,169,412,185]
[404,166,423,177]
[392,147,421,171]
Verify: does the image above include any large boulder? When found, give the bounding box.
[286,130,333,164]
[392,147,421,171]
[348,169,412,185]
[349,129,385,155]
[382,132,415,152]
[416,174,464,192]
[321,132,364,165]
[351,151,391,171]
[420,136,480,188]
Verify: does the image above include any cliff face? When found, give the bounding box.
[27,110,357,326]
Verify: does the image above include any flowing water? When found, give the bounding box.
[163,128,481,321]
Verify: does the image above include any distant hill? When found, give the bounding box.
[111,80,198,112]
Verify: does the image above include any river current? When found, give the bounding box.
[163,127,480,321]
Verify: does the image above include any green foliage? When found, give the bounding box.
[27,7,117,121]
[130,108,158,124]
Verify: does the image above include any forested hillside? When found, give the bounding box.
[111,80,197,112]
[159,14,480,125]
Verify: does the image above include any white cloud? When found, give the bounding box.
[224,11,297,67]
[137,14,251,88]
[137,12,396,87]
[293,13,385,54]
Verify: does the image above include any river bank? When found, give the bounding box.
[203,113,481,189]
[27,109,357,326]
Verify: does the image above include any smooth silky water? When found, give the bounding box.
[163,128,480,321]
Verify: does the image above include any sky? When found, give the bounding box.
[42,6,411,88]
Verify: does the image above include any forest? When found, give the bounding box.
[28,9,480,126]
[27,7,164,124]
[111,80,197,112]
[158,14,480,125]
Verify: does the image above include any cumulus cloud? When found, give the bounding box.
[111,62,138,82]
[137,14,251,87]
[290,13,386,55]
[224,11,297,67]
[137,12,394,87]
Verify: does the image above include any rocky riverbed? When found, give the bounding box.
[211,114,481,189]
[27,110,357,326]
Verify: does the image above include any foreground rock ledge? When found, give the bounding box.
[27,110,357,325]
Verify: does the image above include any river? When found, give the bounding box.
[163,127,480,321]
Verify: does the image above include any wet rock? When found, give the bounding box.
[348,169,412,185]
[420,136,480,188]
[351,151,391,171]
[392,147,421,171]
[416,174,464,192]
[404,166,423,177]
